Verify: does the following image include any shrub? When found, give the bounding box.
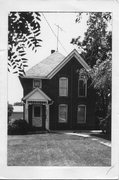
[8,119,29,135]
[99,114,111,136]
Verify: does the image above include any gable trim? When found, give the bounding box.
[47,49,91,79]
[20,76,48,79]
[23,87,51,101]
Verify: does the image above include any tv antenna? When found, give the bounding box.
[55,24,64,51]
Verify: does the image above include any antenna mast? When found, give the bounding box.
[55,24,63,51]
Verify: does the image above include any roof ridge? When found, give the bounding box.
[47,49,91,79]
[23,49,90,79]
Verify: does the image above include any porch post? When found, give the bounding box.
[45,104,50,130]
[25,101,28,123]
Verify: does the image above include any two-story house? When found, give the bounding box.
[19,49,96,131]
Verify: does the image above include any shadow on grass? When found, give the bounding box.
[8,130,48,136]
[90,133,111,141]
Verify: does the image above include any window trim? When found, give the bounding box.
[77,105,86,124]
[78,78,87,97]
[59,77,68,96]
[58,104,68,123]
[33,79,42,89]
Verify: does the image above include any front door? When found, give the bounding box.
[32,105,42,128]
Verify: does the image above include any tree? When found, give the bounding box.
[8,12,42,76]
[71,12,112,67]
[14,101,23,106]
[71,12,112,125]
[79,53,111,118]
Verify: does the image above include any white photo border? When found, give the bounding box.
[0,0,119,179]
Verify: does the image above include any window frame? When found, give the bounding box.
[33,79,42,89]
[58,104,68,123]
[78,78,87,97]
[77,105,86,124]
[59,77,68,96]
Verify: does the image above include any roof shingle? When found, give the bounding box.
[25,51,65,78]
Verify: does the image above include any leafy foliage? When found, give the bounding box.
[99,113,111,136]
[92,54,111,96]
[71,12,112,93]
[72,12,112,128]
[71,12,112,67]
[14,101,23,106]
[8,12,42,76]
[8,119,29,135]
[80,54,111,96]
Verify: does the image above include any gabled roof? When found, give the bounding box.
[48,49,91,79]
[25,51,65,79]
[23,87,51,101]
[23,49,90,79]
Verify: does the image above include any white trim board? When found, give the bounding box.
[23,87,51,101]
[47,49,91,79]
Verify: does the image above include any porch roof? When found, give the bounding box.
[23,88,51,102]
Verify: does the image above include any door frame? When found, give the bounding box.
[32,104,43,128]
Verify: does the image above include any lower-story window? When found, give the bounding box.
[77,105,86,123]
[59,104,68,123]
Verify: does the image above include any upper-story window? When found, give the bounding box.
[59,77,68,96]
[78,78,87,97]
[33,79,42,88]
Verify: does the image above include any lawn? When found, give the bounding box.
[7,133,111,166]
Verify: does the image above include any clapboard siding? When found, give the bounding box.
[20,54,96,130]
[42,57,96,130]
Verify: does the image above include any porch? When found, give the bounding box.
[23,88,52,131]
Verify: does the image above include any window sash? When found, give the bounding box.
[59,104,68,123]
[78,79,87,97]
[60,87,67,96]
[34,106,41,117]
[59,77,68,96]
[33,79,42,88]
[77,105,86,123]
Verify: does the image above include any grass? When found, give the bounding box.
[90,132,111,141]
[8,133,111,166]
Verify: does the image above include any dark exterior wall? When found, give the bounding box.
[42,57,96,130]
[19,77,33,97]
[20,56,96,130]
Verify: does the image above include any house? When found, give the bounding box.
[19,49,96,131]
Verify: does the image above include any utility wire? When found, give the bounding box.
[42,13,68,54]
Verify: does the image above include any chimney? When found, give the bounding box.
[51,50,55,54]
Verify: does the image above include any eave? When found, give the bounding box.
[47,49,91,79]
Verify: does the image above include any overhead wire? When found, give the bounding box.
[42,13,68,54]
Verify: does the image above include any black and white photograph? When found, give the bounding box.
[7,11,112,166]
[0,0,119,179]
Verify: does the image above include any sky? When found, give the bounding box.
[8,12,88,104]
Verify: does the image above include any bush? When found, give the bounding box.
[8,119,29,135]
[99,114,111,136]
